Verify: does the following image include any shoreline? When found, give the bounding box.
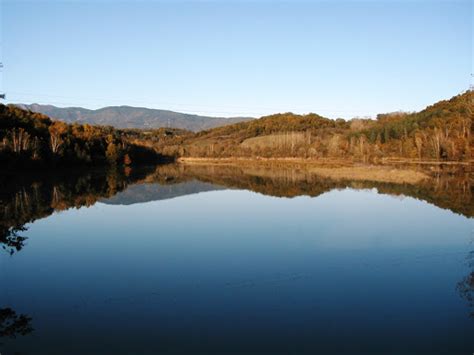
[177,157,473,166]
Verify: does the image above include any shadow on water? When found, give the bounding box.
[1,162,473,323]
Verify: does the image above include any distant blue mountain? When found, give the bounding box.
[16,103,254,132]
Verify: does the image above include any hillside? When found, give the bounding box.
[0,104,173,169]
[16,104,254,132]
[163,91,473,162]
[4,92,472,166]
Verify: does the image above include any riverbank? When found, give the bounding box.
[178,156,473,166]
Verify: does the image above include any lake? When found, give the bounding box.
[1,163,473,354]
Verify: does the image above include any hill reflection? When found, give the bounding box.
[1,162,473,321]
[115,162,474,217]
[0,166,155,254]
[1,163,473,255]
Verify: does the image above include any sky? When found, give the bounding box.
[0,0,472,119]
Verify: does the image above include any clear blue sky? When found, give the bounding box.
[1,0,472,118]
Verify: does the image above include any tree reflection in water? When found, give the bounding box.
[1,226,27,255]
[0,162,473,317]
[0,308,33,341]
[0,165,156,255]
[457,245,474,318]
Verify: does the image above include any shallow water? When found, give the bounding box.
[0,164,473,354]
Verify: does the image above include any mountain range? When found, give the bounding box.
[15,103,254,132]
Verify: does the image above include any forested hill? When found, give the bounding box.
[16,104,254,132]
[3,91,472,166]
[166,91,473,161]
[0,104,176,169]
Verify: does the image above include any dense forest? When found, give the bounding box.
[0,104,178,169]
[158,91,473,162]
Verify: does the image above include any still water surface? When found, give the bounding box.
[1,164,473,354]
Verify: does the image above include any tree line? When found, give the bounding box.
[2,91,472,166]
[158,91,473,162]
[0,104,175,169]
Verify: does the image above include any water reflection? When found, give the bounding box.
[0,166,156,255]
[1,226,27,255]
[458,271,474,317]
[0,162,473,352]
[150,163,473,217]
[457,238,474,318]
[1,163,473,256]
[0,308,33,341]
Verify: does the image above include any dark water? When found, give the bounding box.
[1,164,473,354]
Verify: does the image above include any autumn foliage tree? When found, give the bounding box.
[0,104,168,169]
[158,91,473,162]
